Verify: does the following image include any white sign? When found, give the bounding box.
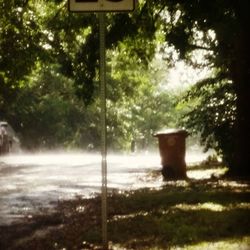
[69,0,135,12]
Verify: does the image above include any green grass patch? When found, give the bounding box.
[106,181,250,249]
[0,174,249,249]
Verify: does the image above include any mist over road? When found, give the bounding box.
[0,150,211,225]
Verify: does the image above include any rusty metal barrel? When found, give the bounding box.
[154,129,188,179]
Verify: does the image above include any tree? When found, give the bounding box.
[179,72,236,167]
[0,0,174,151]
[144,0,250,177]
[3,0,249,178]
[0,0,46,118]
[1,0,166,151]
[106,47,177,151]
[46,2,157,104]
[7,63,86,149]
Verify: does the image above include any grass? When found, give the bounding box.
[177,237,250,250]
[0,166,249,250]
[105,179,250,249]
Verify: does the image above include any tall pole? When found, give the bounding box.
[68,2,135,249]
[99,12,108,250]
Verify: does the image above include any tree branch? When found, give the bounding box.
[189,44,213,51]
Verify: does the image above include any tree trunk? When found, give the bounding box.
[232,69,250,178]
[230,5,250,178]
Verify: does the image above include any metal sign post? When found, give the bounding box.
[68,1,135,249]
[99,12,108,249]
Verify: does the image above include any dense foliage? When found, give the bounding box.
[0,0,177,152]
[147,0,250,176]
[179,72,236,166]
[1,0,249,176]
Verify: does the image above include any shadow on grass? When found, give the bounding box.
[0,178,249,250]
[108,208,250,248]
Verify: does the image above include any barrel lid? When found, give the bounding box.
[154,128,188,137]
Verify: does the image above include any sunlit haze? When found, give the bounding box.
[0,150,212,225]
